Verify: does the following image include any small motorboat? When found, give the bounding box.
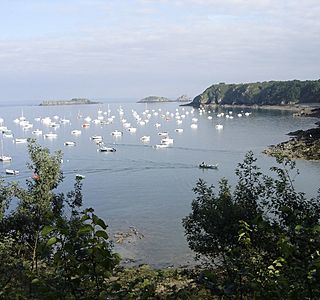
[111,130,123,137]
[15,138,28,143]
[5,169,19,175]
[64,141,76,146]
[44,133,57,139]
[199,162,218,169]
[98,146,116,152]
[0,155,12,162]
[76,174,85,180]
[71,130,82,135]
[140,135,150,142]
[154,143,169,149]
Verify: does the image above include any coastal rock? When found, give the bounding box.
[264,125,320,160]
[175,95,192,102]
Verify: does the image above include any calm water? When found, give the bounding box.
[1,102,320,267]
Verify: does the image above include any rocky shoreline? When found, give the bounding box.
[263,121,320,160]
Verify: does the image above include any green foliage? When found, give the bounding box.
[0,139,119,299]
[183,151,320,298]
[192,79,320,106]
[107,265,212,299]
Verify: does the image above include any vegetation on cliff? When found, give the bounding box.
[190,79,320,107]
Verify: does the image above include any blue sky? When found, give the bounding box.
[0,0,319,102]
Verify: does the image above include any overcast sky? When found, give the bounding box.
[0,0,319,103]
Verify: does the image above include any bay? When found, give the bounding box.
[1,101,319,267]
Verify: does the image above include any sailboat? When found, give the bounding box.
[0,138,12,162]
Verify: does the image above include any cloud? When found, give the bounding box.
[0,0,319,100]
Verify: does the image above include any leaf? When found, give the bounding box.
[78,224,94,235]
[95,230,109,240]
[81,214,90,222]
[47,237,58,246]
[92,215,107,230]
[32,278,40,284]
[41,225,54,236]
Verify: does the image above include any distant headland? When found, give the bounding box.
[137,95,191,103]
[187,79,320,107]
[40,98,101,106]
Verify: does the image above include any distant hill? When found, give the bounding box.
[138,95,191,103]
[188,79,320,107]
[40,98,100,106]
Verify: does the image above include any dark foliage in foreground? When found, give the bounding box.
[183,152,320,299]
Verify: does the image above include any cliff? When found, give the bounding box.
[40,98,100,106]
[188,80,320,107]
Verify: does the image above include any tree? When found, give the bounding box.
[0,139,119,299]
[183,152,320,299]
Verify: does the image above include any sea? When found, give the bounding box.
[1,100,319,268]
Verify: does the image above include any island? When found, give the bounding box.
[186,79,320,107]
[137,95,191,103]
[40,98,101,106]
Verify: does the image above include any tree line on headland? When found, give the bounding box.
[189,79,320,107]
[1,140,319,299]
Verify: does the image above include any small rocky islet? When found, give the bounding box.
[40,98,101,106]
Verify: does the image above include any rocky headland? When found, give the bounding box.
[40,98,100,106]
[186,79,320,108]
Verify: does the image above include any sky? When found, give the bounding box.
[0,0,319,103]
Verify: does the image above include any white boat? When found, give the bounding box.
[0,155,12,162]
[44,133,58,139]
[161,137,174,144]
[0,139,11,162]
[76,174,85,180]
[128,127,137,132]
[64,141,76,146]
[191,124,198,129]
[111,130,123,137]
[215,124,223,130]
[175,128,183,133]
[32,129,43,135]
[71,130,82,135]
[5,169,19,175]
[91,135,103,140]
[199,162,218,170]
[98,146,116,152]
[60,118,71,124]
[154,143,169,149]
[15,138,28,143]
[140,135,150,142]
[158,131,168,136]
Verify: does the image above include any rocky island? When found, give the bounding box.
[40,98,100,106]
[138,95,191,103]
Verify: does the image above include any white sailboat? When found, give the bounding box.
[0,138,12,162]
